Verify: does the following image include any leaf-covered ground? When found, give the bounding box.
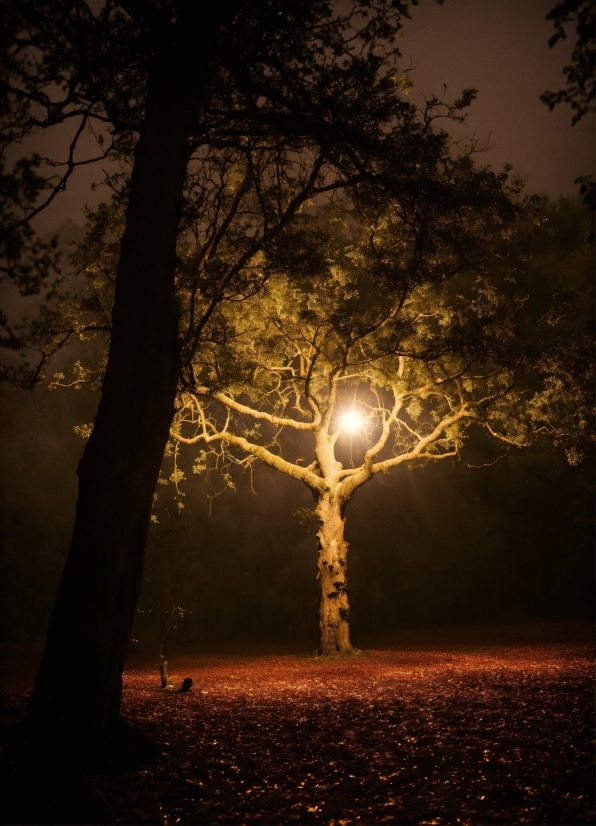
[1,631,594,825]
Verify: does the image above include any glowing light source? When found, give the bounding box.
[340,410,363,433]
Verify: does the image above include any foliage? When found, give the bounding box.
[17,123,522,392]
[541,0,596,210]
[0,0,437,360]
[16,90,534,398]
[541,0,595,125]
[170,197,593,501]
[0,155,61,350]
[3,0,524,391]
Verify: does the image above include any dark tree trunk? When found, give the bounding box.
[26,66,190,753]
[20,3,254,762]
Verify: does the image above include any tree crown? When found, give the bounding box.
[168,198,593,506]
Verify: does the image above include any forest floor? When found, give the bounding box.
[0,623,594,825]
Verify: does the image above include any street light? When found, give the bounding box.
[340,410,363,433]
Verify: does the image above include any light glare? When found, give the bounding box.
[341,411,363,433]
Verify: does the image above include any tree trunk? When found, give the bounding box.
[315,492,357,656]
[25,67,190,755]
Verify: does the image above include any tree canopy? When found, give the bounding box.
[541,0,595,125]
[38,196,593,469]
[1,0,440,310]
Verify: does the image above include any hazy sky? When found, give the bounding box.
[32,0,594,234]
[401,0,594,195]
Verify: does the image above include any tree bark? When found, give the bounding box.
[26,66,190,753]
[315,492,357,656]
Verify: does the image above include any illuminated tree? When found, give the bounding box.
[169,202,591,655]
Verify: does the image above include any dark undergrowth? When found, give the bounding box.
[0,624,594,825]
